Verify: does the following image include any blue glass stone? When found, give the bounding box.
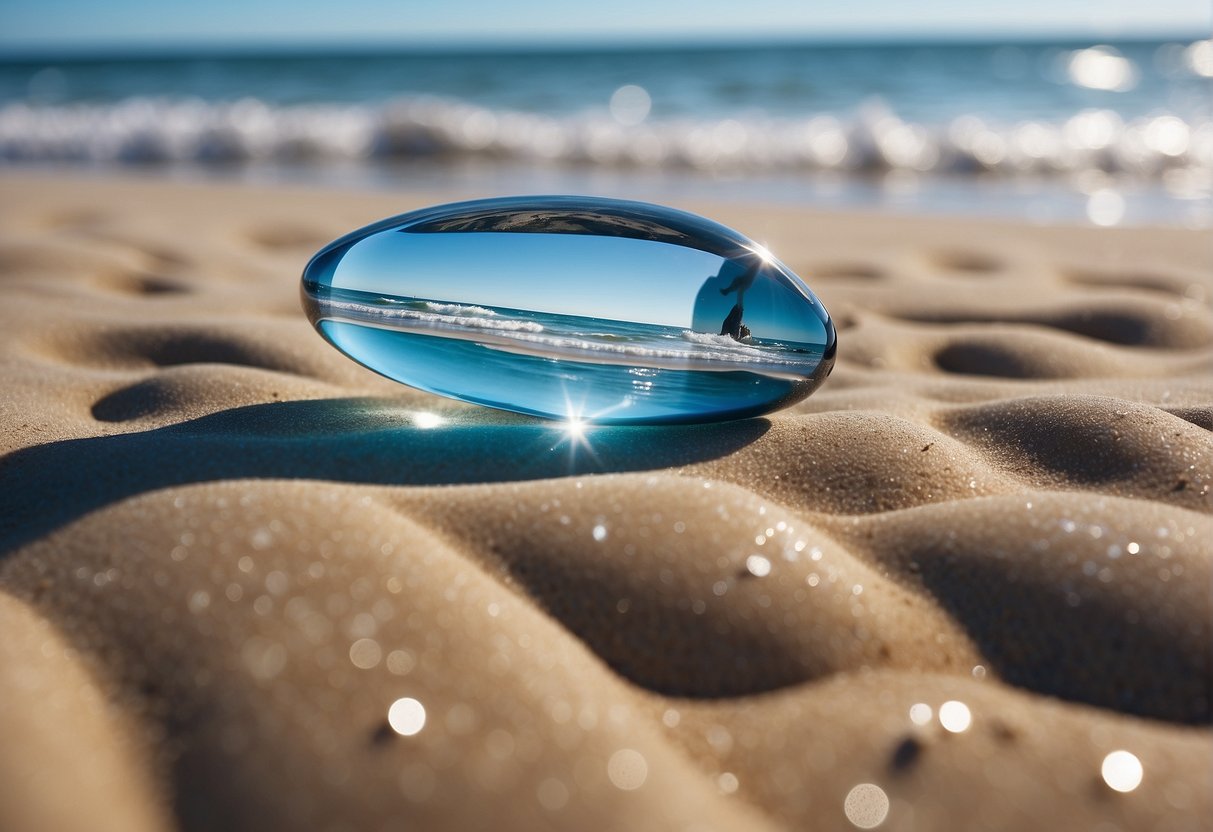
[301,196,836,424]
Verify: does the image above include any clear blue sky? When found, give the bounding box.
[335,231,725,330]
[1,0,1208,52]
[333,231,824,345]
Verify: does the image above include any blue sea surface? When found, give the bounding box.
[312,289,828,423]
[1,37,1209,224]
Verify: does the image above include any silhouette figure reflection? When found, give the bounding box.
[691,251,828,352]
[717,258,760,340]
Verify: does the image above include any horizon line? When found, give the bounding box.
[1,27,1208,61]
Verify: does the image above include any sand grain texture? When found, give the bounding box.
[0,172,1209,831]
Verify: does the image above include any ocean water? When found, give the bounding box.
[2,38,1210,224]
[314,290,829,423]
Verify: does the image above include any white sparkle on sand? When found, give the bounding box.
[1101,750,1143,792]
[939,700,972,733]
[388,697,427,736]
[844,783,890,828]
[746,554,772,577]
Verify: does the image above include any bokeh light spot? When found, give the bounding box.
[844,783,890,828]
[939,700,972,733]
[1102,750,1143,792]
[607,748,648,790]
[388,697,427,736]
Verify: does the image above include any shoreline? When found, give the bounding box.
[4,160,1208,229]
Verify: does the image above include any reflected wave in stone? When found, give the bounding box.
[302,196,835,424]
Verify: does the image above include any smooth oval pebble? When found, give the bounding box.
[301,196,836,424]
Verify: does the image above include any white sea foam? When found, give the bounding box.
[325,299,543,332]
[1,95,1208,178]
[325,296,810,368]
[681,330,757,349]
[500,329,806,366]
[418,301,497,317]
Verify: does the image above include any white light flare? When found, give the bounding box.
[1067,46,1137,92]
[411,411,446,429]
[1101,750,1144,792]
[387,697,427,736]
[749,243,775,263]
[564,417,586,440]
[939,700,972,733]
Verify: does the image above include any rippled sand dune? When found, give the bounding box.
[0,171,1208,831]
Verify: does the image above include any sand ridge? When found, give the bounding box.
[0,171,1209,831]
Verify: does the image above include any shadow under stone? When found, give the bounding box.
[0,397,769,557]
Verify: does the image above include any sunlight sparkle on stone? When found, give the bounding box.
[749,243,775,263]
[548,395,607,467]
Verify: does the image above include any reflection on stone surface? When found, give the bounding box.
[303,196,835,424]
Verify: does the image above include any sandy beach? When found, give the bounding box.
[0,169,1209,831]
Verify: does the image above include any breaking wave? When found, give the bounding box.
[1,95,1208,178]
[319,295,815,371]
[325,298,545,333]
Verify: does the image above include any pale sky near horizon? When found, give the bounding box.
[1,0,1208,52]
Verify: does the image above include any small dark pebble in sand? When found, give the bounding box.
[890,736,923,771]
[371,722,396,746]
[989,720,1018,743]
